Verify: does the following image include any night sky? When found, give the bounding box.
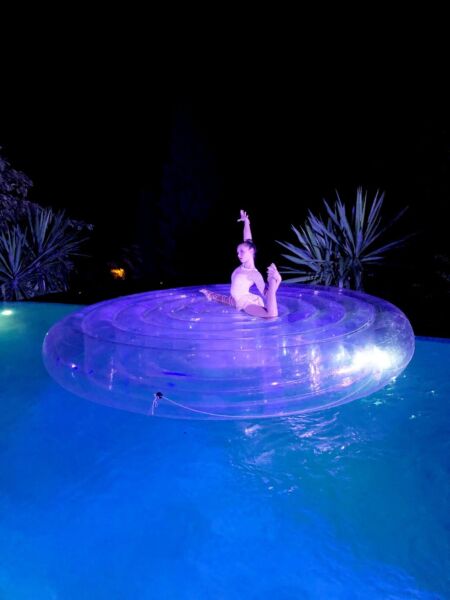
[2,39,449,335]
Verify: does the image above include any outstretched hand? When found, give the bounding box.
[237,209,250,223]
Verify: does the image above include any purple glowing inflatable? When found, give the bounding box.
[42,284,415,419]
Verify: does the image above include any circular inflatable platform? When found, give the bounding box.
[42,284,415,419]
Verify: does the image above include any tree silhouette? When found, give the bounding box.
[152,103,222,285]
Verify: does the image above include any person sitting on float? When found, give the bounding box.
[200,210,282,318]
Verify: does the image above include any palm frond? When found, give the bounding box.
[0,204,91,300]
[277,188,409,290]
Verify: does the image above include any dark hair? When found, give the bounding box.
[243,238,257,253]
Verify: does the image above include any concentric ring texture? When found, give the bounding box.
[42,284,415,419]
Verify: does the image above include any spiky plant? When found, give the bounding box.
[0,205,89,300]
[277,188,409,290]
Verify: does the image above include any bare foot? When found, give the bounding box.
[267,263,282,290]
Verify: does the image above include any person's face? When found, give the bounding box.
[237,243,254,263]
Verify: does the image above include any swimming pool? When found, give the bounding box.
[1,303,449,598]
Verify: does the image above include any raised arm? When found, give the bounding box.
[237,209,252,241]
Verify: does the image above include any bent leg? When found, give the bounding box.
[243,303,273,318]
[243,264,282,318]
[265,264,282,317]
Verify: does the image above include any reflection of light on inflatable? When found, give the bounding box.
[309,347,322,391]
[353,347,396,371]
[336,346,397,375]
[1,309,13,316]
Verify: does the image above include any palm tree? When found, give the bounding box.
[0,148,91,300]
[277,188,409,290]
[0,204,90,300]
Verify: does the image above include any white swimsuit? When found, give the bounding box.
[230,268,265,311]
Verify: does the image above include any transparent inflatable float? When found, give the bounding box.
[42,284,415,419]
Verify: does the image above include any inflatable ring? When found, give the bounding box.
[42,284,415,419]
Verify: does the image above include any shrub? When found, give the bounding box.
[277,188,409,290]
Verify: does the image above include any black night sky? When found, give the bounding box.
[2,33,450,336]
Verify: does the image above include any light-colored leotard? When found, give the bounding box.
[230,267,265,311]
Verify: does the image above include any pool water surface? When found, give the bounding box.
[0,303,449,599]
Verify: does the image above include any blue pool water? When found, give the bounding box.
[1,303,449,599]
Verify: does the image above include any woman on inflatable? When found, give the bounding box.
[200,210,282,318]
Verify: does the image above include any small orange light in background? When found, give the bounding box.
[110,268,126,280]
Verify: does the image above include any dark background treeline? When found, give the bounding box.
[2,54,449,337]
